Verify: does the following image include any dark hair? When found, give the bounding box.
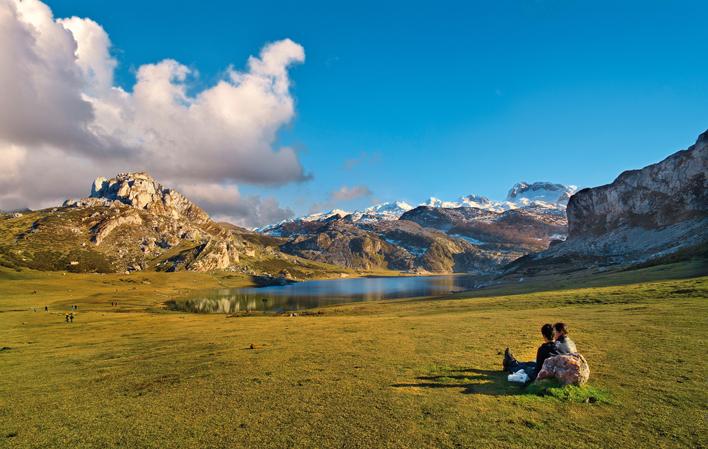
[553,322,568,335]
[541,324,554,340]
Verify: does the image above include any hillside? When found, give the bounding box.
[0,172,347,278]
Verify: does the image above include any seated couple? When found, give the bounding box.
[503,322,577,382]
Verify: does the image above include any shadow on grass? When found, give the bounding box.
[393,367,611,403]
[392,368,523,396]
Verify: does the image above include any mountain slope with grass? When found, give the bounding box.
[0,172,348,278]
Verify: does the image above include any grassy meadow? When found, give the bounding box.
[0,262,706,448]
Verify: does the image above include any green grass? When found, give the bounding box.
[0,263,706,448]
[523,379,612,404]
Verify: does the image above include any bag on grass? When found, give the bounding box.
[507,369,529,383]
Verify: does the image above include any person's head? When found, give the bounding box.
[541,323,554,342]
[553,322,568,339]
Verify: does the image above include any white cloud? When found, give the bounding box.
[307,184,374,213]
[0,0,307,222]
[331,185,373,201]
[178,183,294,228]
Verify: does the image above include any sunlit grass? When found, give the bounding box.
[0,262,706,448]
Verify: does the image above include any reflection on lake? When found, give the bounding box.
[168,275,482,313]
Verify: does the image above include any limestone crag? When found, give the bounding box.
[91,209,143,245]
[6,172,299,274]
[88,172,210,223]
[566,131,707,237]
[515,130,708,269]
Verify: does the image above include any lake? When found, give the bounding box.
[167,274,482,313]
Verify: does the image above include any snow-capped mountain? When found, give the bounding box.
[256,203,414,234]
[258,181,577,235]
[256,209,349,235]
[348,201,415,223]
[417,182,577,214]
[506,182,578,205]
[423,197,464,208]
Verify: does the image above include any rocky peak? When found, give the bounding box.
[88,172,210,223]
[567,130,707,238]
[506,182,577,205]
[515,130,708,271]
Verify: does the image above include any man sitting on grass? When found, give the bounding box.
[503,323,559,381]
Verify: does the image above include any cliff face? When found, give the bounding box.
[88,172,210,223]
[567,131,707,238]
[516,130,708,269]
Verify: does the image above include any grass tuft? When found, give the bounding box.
[524,379,612,403]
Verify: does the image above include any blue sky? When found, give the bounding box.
[49,0,708,216]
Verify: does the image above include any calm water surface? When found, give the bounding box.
[168,275,482,313]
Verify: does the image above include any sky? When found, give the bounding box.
[1,0,707,226]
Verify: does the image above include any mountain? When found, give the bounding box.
[511,130,708,272]
[400,205,567,254]
[506,182,577,206]
[259,182,576,273]
[0,172,338,277]
[260,182,577,236]
[256,201,414,235]
[347,201,415,223]
[277,216,513,273]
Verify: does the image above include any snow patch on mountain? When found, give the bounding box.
[257,181,577,234]
[506,182,577,205]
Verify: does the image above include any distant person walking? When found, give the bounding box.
[45,306,48,312]
[69,313,74,323]
[553,322,577,354]
[65,314,69,323]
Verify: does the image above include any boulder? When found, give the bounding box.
[536,353,590,386]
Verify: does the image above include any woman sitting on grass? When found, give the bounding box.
[503,323,559,381]
[553,322,577,354]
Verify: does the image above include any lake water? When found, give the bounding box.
[167,274,482,313]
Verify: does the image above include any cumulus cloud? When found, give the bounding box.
[0,0,307,225]
[178,183,293,228]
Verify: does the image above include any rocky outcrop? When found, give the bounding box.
[567,132,707,237]
[536,353,590,386]
[514,130,708,270]
[91,209,142,245]
[88,172,210,223]
[3,172,319,275]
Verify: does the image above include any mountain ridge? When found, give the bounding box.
[509,129,708,273]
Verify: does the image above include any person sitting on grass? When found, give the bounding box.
[503,323,559,381]
[553,322,577,354]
